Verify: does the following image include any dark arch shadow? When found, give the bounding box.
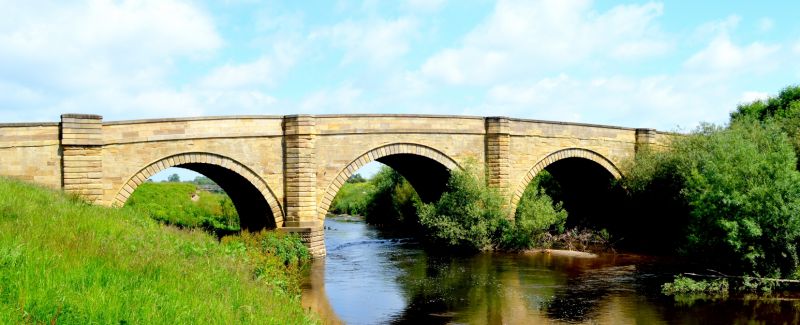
[114,153,283,232]
[319,143,460,219]
[376,154,450,204]
[541,157,618,230]
[178,163,276,231]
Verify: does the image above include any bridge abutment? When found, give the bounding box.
[282,115,326,257]
[60,114,104,204]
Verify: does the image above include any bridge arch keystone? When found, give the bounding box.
[510,148,621,212]
[113,152,284,229]
[319,143,461,219]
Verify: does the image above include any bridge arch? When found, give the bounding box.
[510,148,621,210]
[319,143,461,219]
[113,152,284,230]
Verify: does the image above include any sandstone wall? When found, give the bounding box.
[0,123,62,188]
[100,117,285,207]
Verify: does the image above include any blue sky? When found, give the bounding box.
[2,0,799,180]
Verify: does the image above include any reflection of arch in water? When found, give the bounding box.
[318,143,461,219]
[510,148,621,211]
[113,152,283,230]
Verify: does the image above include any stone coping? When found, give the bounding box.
[0,122,60,128]
[103,115,284,125]
[0,114,677,134]
[61,114,102,119]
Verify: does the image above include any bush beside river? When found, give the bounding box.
[0,177,316,324]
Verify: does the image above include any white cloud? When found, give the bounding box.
[684,36,780,74]
[420,0,670,85]
[740,91,770,104]
[197,41,298,90]
[480,73,737,130]
[0,0,223,121]
[311,18,417,67]
[693,15,741,40]
[758,18,775,32]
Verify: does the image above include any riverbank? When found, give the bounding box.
[0,177,317,324]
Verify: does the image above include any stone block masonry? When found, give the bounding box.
[61,114,104,204]
[282,115,326,257]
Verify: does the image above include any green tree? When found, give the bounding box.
[731,85,800,168]
[624,120,800,277]
[363,166,421,228]
[167,173,180,182]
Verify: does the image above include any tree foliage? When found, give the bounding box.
[731,85,800,167]
[416,165,507,251]
[328,181,374,216]
[363,167,421,229]
[623,120,800,277]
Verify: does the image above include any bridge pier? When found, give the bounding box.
[60,114,105,204]
[486,117,513,208]
[282,115,326,257]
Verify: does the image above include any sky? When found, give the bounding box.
[2,0,799,180]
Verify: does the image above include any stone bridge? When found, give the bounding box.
[0,114,670,256]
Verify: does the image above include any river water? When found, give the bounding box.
[301,215,800,324]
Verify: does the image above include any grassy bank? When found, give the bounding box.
[0,177,316,324]
[125,182,239,237]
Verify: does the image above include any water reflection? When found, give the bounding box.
[302,215,800,324]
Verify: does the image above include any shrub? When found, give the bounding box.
[662,275,729,295]
[503,170,567,250]
[416,166,507,251]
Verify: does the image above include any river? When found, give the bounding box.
[301,215,800,324]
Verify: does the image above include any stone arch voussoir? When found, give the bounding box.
[112,152,284,226]
[318,143,461,219]
[510,148,621,211]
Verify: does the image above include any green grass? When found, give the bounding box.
[0,177,317,324]
[125,182,240,237]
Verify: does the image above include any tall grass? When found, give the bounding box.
[0,177,317,324]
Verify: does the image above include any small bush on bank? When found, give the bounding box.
[416,166,507,251]
[503,170,567,250]
[662,275,729,295]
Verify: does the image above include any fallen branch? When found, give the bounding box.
[681,272,800,284]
